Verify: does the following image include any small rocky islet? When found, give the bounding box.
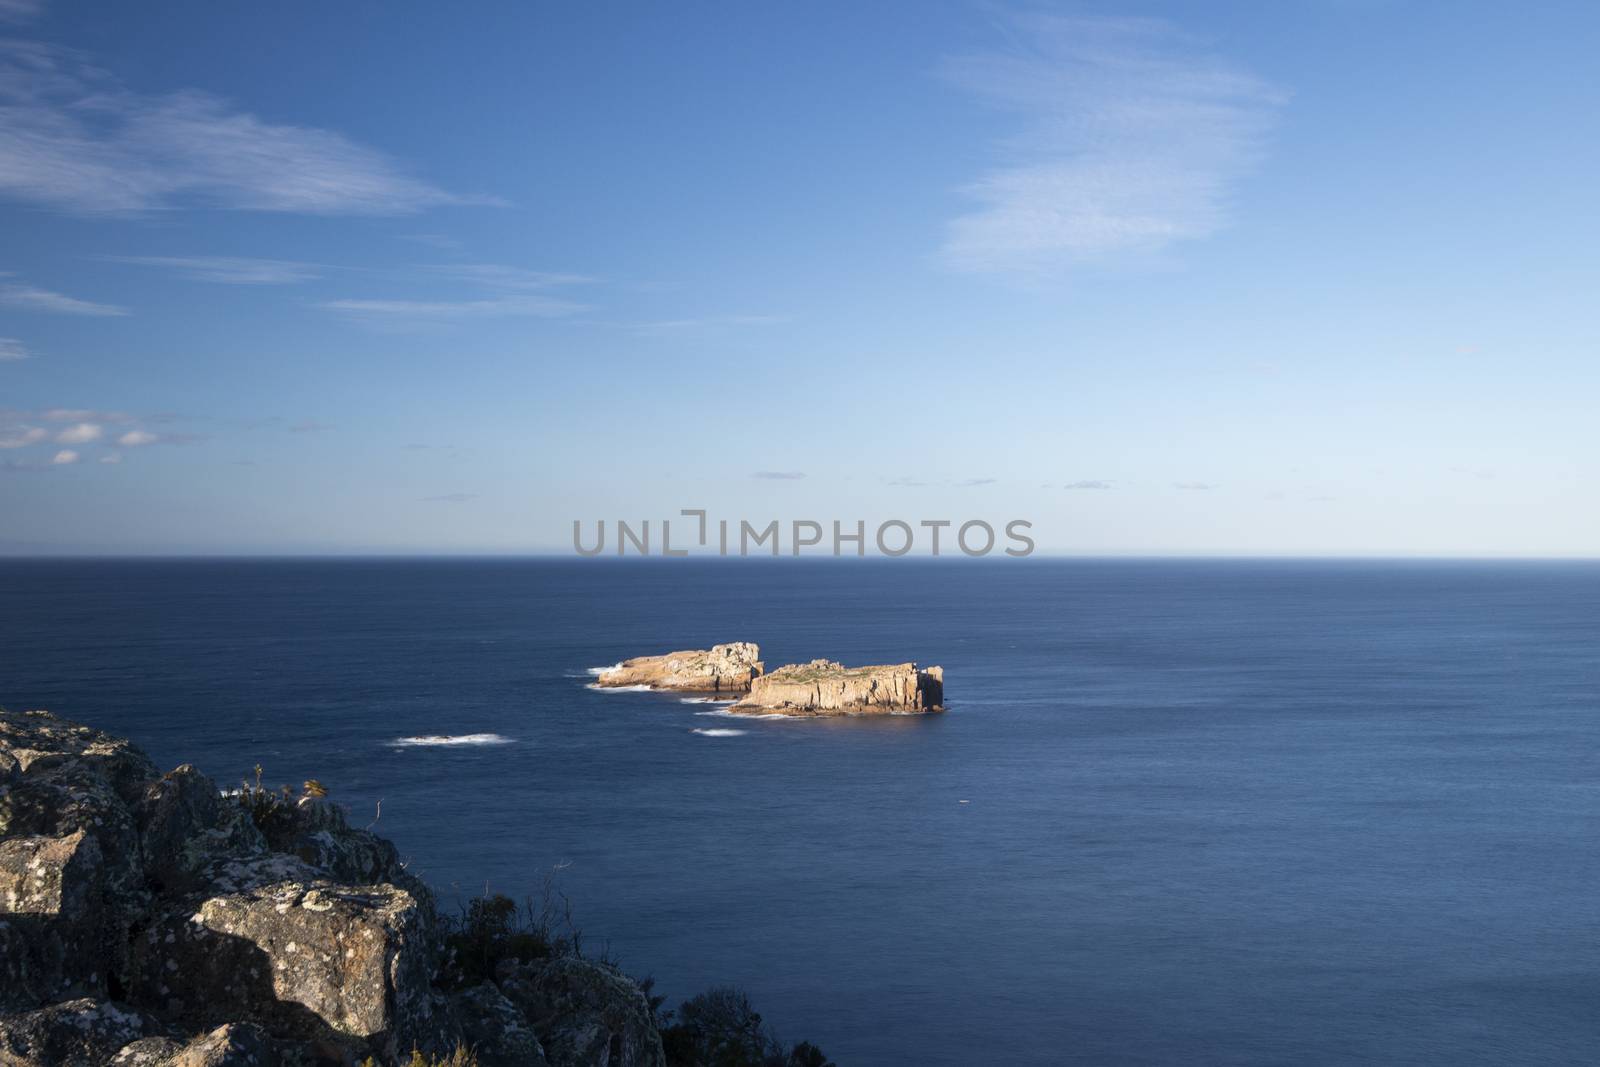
[592,643,944,716]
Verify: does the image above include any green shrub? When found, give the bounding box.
[438,875,584,988]
[235,763,343,845]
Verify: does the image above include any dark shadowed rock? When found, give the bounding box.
[452,982,548,1066]
[135,766,266,896]
[0,829,106,1009]
[109,1035,185,1065]
[500,957,666,1067]
[131,880,445,1060]
[0,997,156,1066]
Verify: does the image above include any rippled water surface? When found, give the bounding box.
[3,558,1597,1065]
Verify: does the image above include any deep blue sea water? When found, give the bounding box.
[2,558,1597,1065]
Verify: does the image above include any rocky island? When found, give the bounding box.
[727,661,944,717]
[591,643,763,693]
[0,709,833,1067]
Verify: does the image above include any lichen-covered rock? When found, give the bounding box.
[499,957,666,1067]
[112,1022,278,1067]
[0,717,151,911]
[451,982,548,1066]
[730,660,944,716]
[132,880,444,1060]
[0,997,156,1066]
[0,711,160,805]
[0,830,107,1008]
[174,1022,276,1067]
[0,713,157,1009]
[110,1036,185,1065]
[136,766,266,896]
[0,829,102,917]
[594,643,764,692]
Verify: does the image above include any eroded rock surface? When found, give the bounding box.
[499,957,665,1067]
[0,709,670,1066]
[593,643,764,693]
[729,660,944,716]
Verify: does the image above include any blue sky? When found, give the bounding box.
[1,1,1596,555]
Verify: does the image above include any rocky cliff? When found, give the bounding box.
[727,662,943,717]
[592,645,763,693]
[0,709,667,1067]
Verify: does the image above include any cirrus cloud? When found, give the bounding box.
[942,14,1284,278]
[0,279,127,316]
[101,255,324,285]
[0,39,491,216]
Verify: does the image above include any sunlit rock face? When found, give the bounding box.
[593,642,765,692]
[730,660,944,716]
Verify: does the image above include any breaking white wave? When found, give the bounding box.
[586,663,622,676]
[387,733,514,748]
[680,696,737,705]
[692,728,747,737]
[585,683,653,692]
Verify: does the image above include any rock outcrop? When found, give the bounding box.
[0,708,669,1067]
[728,661,944,717]
[593,643,763,693]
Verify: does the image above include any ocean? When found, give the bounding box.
[2,558,1596,1065]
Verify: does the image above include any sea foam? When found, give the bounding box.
[388,733,514,747]
[692,728,746,737]
[585,683,653,692]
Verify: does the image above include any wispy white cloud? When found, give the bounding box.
[427,264,597,289]
[959,477,998,487]
[322,264,592,321]
[0,337,28,360]
[41,407,132,423]
[322,294,586,320]
[942,14,1284,277]
[51,448,78,465]
[752,471,806,480]
[1064,479,1113,490]
[103,255,323,284]
[400,233,466,253]
[1174,481,1216,490]
[0,39,490,215]
[287,419,333,434]
[55,422,102,444]
[0,280,127,316]
[98,452,121,464]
